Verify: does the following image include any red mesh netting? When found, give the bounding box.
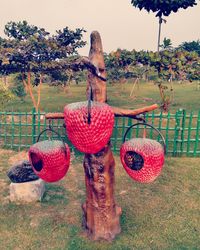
[64,101,114,154]
[120,138,164,183]
[29,140,70,182]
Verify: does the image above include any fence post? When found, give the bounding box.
[32,108,36,144]
[11,111,15,149]
[112,117,119,152]
[180,109,186,155]
[194,110,200,157]
[186,111,193,156]
[173,109,182,156]
[165,112,171,154]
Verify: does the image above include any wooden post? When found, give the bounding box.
[82,31,122,241]
[86,31,107,103]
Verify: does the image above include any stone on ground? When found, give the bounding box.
[9,179,45,203]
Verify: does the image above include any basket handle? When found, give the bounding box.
[123,122,166,154]
[36,126,67,154]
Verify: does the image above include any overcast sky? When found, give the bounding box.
[0,0,200,55]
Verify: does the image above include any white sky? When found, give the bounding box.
[0,0,200,55]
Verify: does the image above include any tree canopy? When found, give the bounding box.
[0,21,87,110]
[179,40,200,55]
[1,21,86,75]
[131,0,198,17]
[131,0,199,52]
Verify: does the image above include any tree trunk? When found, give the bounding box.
[82,31,121,241]
[157,17,162,53]
[82,143,121,241]
[22,72,42,112]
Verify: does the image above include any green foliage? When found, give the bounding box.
[0,21,86,77]
[160,37,173,50]
[105,49,137,82]
[0,82,14,109]
[49,68,86,87]
[72,70,86,84]
[105,48,200,82]
[179,40,200,55]
[11,74,26,100]
[4,20,45,41]
[131,0,198,17]
[56,27,86,51]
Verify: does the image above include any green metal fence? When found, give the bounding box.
[0,108,199,156]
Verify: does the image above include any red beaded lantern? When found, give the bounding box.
[29,140,70,183]
[120,138,165,183]
[64,101,114,154]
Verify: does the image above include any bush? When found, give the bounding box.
[0,82,15,110]
[11,74,26,100]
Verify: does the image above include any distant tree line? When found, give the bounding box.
[0,21,200,110]
[104,41,200,83]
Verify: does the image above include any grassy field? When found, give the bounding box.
[4,80,200,113]
[0,149,199,250]
[1,81,199,249]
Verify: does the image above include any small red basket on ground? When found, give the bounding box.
[29,130,70,182]
[64,101,114,154]
[120,123,165,183]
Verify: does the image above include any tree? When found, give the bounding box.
[160,37,173,50]
[131,0,199,52]
[178,40,200,55]
[0,21,86,111]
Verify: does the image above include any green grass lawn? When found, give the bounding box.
[1,81,199,249]
[0,150,199,249]
[4,81,200,113]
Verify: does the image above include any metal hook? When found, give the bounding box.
[36,125,67,155]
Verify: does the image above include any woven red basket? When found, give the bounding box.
[64,101,114,154]
[29,140,70,182]
[120,138,164,183]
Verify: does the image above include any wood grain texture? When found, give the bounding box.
[82,31,121,241]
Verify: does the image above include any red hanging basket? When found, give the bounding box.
[28,129,70,183]
[120,123,165,183]
[64,101,114,154]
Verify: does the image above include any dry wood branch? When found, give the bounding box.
[45,112,65,119]
[45,104,159,120]
[27,72,37,111]
[112,104,159,118]
[22,72,42,112]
